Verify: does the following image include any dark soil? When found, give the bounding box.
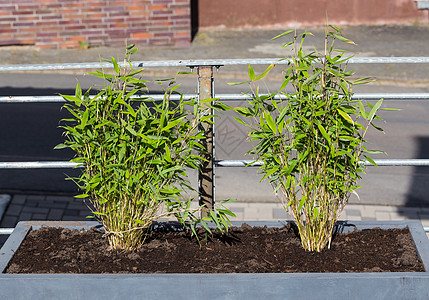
[5,223,425,273]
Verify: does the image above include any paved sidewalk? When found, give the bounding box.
[1,193,429,246]
[2,193,429,227]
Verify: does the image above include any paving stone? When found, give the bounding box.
[11,195,26,205]
[18,212,33,221]
[418,213,429,220]
[47,209,64,220]
[32,213,47,220]
[24,201,37,208]
[229,206,244,214]
[62,215,88,221]
[253,205,275,220]
[0,216,18,228]
[26,195,46,202]
[243,207,260,220]
[346,215,363,221]
[273,208,288,219]
[64,209,79,216]
[375,211,391,220]
[67,203,89,210]
[79,210,92,217]
[234,213,245,221]
[22,206,49,214]
[344,209,361,217]
[38,201,68,209]
[361,217,377,221]
[46,195,75,202]
[5,204,23,217]
[386,212,407,220]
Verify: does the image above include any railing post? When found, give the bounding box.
[197,66,215,218]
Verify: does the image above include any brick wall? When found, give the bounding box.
[0,0,191,49]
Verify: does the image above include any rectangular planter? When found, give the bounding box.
[1,220,429,300]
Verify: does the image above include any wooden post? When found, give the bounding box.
[197,66,214,218]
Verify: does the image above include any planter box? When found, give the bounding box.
[1,220,429,299]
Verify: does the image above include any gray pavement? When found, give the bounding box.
[1,24,429,234]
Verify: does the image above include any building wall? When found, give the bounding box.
[198,0,429,29]
[0,0,191,49]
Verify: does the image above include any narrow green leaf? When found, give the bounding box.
[330,32,356,45]
[248,64,255,81]
[364,156,378,167]
[317,124,331,144]
[337,109,354,125]
[111,56,120,74]
[272,30,294,40]
[264,111,277,134]
[54,143,68,150]
[367,99,383,121]
[298,195,307,211]
[255,63,274,81]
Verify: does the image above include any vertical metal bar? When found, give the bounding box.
[197,66,214,217]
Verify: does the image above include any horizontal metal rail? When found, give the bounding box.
[1,57,429,72]
[1,159,429,169]
[0,228,14,235]
[2,93,429,103]
[215,159,429,167]
[0,161,82,169]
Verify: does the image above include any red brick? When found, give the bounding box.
[175,30,189,37]
[70,35,86,41]
[13,22,35,27]
[174,8,188,15]
[64,25,86,30]
[0,39,21,46]
[17,16,39,21]
[18,27,40,33]
[36,21,59,26]
[37,31,59,37]
[149,5,168,10]
[132,32,152,38]
[12,10,34,15]
[0,17,17,22]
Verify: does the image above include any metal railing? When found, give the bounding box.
[1,57,429,232]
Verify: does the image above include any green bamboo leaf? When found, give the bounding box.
[228,80,251,86]
[337,109,354,125]
[54,143,68,150]
[367,99,383,121]
[272,30,294,40]
[111,56,120,74]
[264,111,277,134]
[353,77,375,85]
[364,155,378,167]
[330,32,356,45]
[81,109,89,128]
[248,64,255,80]
[298,195,307,211]
[302,69,321,85]
[75,82,82,99]
[255,63,274,81]
[161,117,183,132]
[317,124,331,144]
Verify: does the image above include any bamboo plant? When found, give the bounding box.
[233,26,390,252]
[56,45,235,250]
